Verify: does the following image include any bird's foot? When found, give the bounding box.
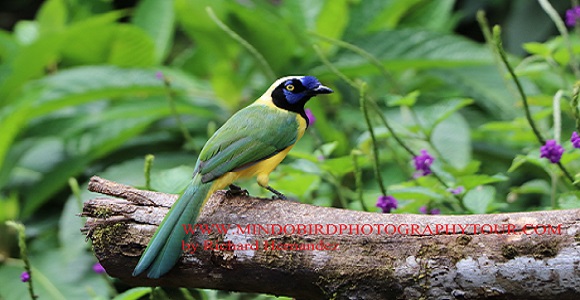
[226,184,249,197]
[266,186,287,200]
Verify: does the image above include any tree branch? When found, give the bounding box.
[82,176,580,300]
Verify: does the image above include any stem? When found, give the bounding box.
[553,90,563,143]
[206,7,276,80]
[538,0,580,78]
[572,82,580,134]
[144,154,155,190]
[493,26,545,144]
[352,151,368,211]
[161,74,193,144]
[359,82,388,196]
[6,221,37,299]
[310,32,399,92]
[492,26,577,186]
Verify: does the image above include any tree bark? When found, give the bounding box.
[82,176,580,300]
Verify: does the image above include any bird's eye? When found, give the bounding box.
[285,84,295,92]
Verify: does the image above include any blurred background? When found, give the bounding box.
[0,0,578,299]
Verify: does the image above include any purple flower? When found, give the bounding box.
[571,132,580,149]
[20,271,30,282]
[540,140,564,163]
[376,195,397,213]
[317,155,325,161]
[155,71,164,80]
[447,186,465,195]
[413,149,434,176]
[92,262,106,274]
[566,6,580,27]
[419,206,440,215]
[305,108,316,126]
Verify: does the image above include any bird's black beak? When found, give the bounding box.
[312,85,333,95]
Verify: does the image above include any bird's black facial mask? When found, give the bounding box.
[271,76,333,112]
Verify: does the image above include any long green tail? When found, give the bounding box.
[132,173,213,278]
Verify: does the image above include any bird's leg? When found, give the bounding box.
[265,185,287,200]
[226,184,249,197]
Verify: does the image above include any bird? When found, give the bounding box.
[132,75,333,278]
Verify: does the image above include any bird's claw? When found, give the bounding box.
[226,184,249,197]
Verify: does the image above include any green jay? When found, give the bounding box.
[132,75,333,278]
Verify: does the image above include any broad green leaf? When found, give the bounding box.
[510,179,550,195]
[58,195,86,263]
[108,24,156,67]
[28,66,210,119]
[386,90,420,107]
[0,32,64,103]
[151,165,195,194]
[402,0,457,31]
[463,185,495,214]
[366,0,423,31]
[523,42,550,57]
[0,30,19,61]
[508,152,549,174]
[456,174,508,190]
[36,0,67,34]
[390,186,445,201]
[21,117,155,217]
[558,192,580,209]
[323,29,492,74]
[133,0,175,63]
[431,113,471,170]
[343,0,398,37]
[62,11,125,64]
[0,89,40,179]
[315,0,350,47]
[430,66,518,120]
[0,249,109,300]
[112,287,152,300]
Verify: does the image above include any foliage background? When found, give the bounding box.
[0,0,578,299]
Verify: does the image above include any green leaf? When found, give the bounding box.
[510,179,550,195]
[558,192,580,209]
[0,249,109,299]
[431,113,471,170]
[112,287,152,300]
[108,24,156,67]
[36,0,67,34]
[390,186,445,201]
[386,90,420,107]
[315,0,350,45]
[324,29,492,74]
[62,11,125,64]
[151,166,195,194]
[431,66,518,120]
[456,174,508,190]
[133,0,175,63]
[463,185,495,214]
[21,117,156,217]
[523,42,550,56]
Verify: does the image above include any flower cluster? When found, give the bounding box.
[93,262,106,274]
[413,149,434,176]
[571,132,580,149]
[20,271,30,282]
[419,206,440,215]
[566,6,580,27]
[376,195,397,213]
[305,108,316,126]
[540,140,564,163]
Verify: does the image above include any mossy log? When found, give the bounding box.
[82,176,580,300]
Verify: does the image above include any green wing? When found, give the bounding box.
[196,104,299,183]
